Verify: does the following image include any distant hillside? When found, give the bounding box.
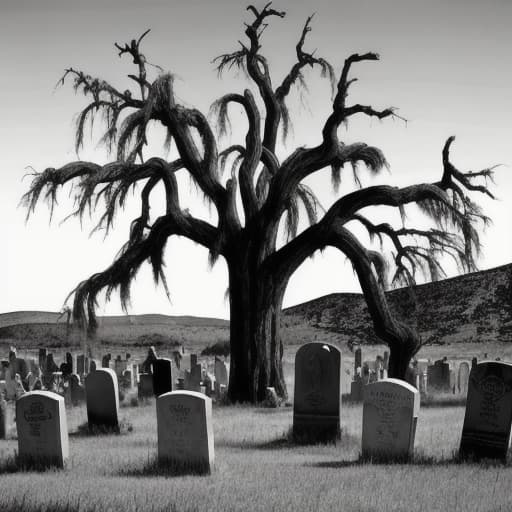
[283,263,512,346]
[0,311,229,350]
[1,264,510,349]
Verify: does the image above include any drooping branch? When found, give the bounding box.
[71,208,219,337]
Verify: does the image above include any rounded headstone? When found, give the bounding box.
[85,368,119,432]
[16,390,69,468]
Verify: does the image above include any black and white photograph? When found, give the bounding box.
[1,0,512,510]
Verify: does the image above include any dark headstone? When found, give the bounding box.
[459,362,512,461]
[85,368,119,432]
[293,342,341,443]
[153,358,174,397]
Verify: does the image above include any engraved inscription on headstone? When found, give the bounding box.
[459,362,512,461]
[16,391,69,468]
[362,379,419,461]
[157,391,214,473]
[293,342,341,442]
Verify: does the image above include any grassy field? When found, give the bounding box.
[1,344,512,512]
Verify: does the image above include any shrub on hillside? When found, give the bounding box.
[201,339,230,356]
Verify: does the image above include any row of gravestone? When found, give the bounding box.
[1,346,229,405]
[294,343,512,461]
[10,368,214,473]
[7,343,512,471]
[350,354,479,402]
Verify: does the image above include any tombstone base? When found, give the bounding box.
[17,453,65,470]
[157,456,212,475]
[459,430,509,462]
[292,414,340,444]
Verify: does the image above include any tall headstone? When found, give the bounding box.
[77,355,85,375]
[153,358,174,396]
[16,391,69,468]
[214,358,228,396]
[459,362,512,461]
[293,343,341,443]
[138,373,154,399]
[362,379,420,461]
[458,362,470,395]
[156,391,214,473]
[65,352,73,374]
[85,368,119,432]
[354,348,362,373]
[38,348,47,374]
[383,351,389,371]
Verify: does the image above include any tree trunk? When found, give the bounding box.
[386,331,420,380]
[226,255,287,403]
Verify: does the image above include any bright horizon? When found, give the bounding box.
[2,0,511,320]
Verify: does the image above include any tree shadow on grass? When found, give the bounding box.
[117,456,212,478]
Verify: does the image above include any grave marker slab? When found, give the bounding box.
[85,368,119,432]
[458,362,470,395]
[362,379,419,461]
[16,391,69,468]
[156,391,214,473]
[459,362,512,461]
[153,358,174,396]
[293,342,341,442]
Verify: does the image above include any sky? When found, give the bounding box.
[1,0,511,319]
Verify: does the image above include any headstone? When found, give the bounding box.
[102,354,111,368]
[153,358,174,396]
[138,373,154,399]
[383,351,389,371]
[362,379,420,461]
[38,348,47,374]
[89,360,97,373]
[354,348,362,374]
[293,343,341,443]
[265,387,279,407]
[65,352,73,374]
[350,378,363,402]
[459,362,512,461]
[85,368,119,432]
[471,357,478,370]
[77,355,86,376]
[156,391,214,473]
[458,362,470,395]
[214,358,228,395]
[190,354,198,368]
[16,391,69,468]
[0,396,7,439]
[69,374,85,405]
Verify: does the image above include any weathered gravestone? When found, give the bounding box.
[153,358,174,396]
[293,343,341,442]
[459,362,512,461]
[362,379,420,461]
[156,391,214,473]
[138,373,154,399]
[85,368,119,432]
[458,362,470,395]
[76,354,85,375]
[214,358,228,396]
[354,348,362,374]
[0,396,7,439]
[16,391,69,468]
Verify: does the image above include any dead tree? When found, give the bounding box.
[22,4,496,402]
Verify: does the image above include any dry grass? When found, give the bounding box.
[0,397,511,511]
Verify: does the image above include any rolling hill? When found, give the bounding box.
[0,263,510,349]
